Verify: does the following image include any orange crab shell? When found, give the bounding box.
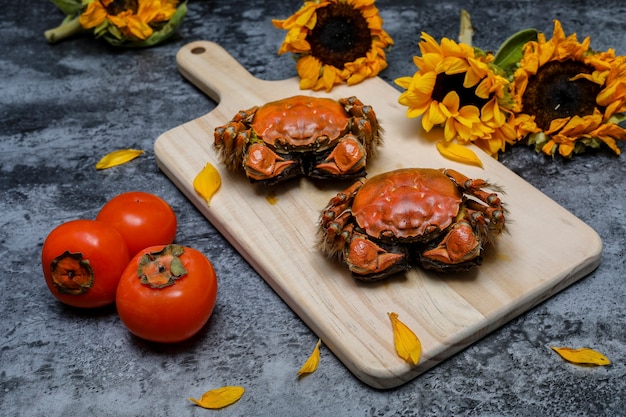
[251,96,350,149]
[351,168,462,240]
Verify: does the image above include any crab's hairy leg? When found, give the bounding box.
[213,106,259,172]
[441,168,506,236]
[318,180,364,256]
[441,168,481,186]
[213,121,249,171]
[353,118,380,157]
[339,96,383,157]
[319,219,354,259]
[315,135,367,176]
[243,142,296,181]
[340,97,378,129]
[464,200,506,237]
[238,106,259,124]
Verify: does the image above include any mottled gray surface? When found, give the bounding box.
[1,0,625,416]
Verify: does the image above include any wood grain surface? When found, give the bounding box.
[154,41,602,389]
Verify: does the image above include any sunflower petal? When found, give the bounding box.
[193,163,222,205]
[188,386,245,409]
[297,339,322,376]
[436,141,483,168]
[79,1,108,29]
[95,149,144,170]
[388,312,421,365]
[550,346,611,366]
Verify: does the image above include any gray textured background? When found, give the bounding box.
[1,1,625,416]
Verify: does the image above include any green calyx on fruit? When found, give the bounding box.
[137,244,188,288]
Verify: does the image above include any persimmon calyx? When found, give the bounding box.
[137,244,188,288]
[50,251,94,295]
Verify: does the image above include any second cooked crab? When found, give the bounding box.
[213,95,382,185]
[318,168,506,280]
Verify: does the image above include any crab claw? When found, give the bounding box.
[244,143,296,181]
[344,235,407,280]
[314,135,366,176]
[420,221,482,271]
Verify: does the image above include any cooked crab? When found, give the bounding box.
[318,168,506,280]
[213,95,382,185]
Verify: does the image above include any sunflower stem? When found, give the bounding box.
[45,16,84,44]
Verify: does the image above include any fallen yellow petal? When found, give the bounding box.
[388,312,421,365]
[95,149,144,170]
[265,190,278,205]
[188,386,245,409]
[458,9,473,46]
[550,346,611,366]
[193,163,221,206]
[436,141,483,168]
[297,339,322,376]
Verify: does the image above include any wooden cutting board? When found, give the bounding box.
[154,41,602,389]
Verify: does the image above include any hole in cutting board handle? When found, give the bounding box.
[178,41,281,110]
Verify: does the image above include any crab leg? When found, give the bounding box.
[339,96,382,157]
[441,168,506,235]
[213,121,249,171]
[464,199,506,236]
[318,180,364,256]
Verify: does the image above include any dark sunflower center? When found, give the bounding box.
[431,73,490,109]
[308,3,373,69]
[522,60,602,130]
[103,0,138,15]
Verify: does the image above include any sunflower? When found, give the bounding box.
[45,0,186,47]
[395,33,518,157]
[510,20,626,157]
[272,0,394,92]
[80,0,178,41]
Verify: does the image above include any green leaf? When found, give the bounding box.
[51,0,83,16]
[436,141,484,168]
[493,28,539,78]
[527,131,547,153]
[608,112,626,125]
[137,244,188,288]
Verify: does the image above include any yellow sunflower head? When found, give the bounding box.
[394,32,518,157]
[272,0,394,92]
[510,20,626,157]
[78,0,186,47]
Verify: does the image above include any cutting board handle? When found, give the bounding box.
[176,41,261,105]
